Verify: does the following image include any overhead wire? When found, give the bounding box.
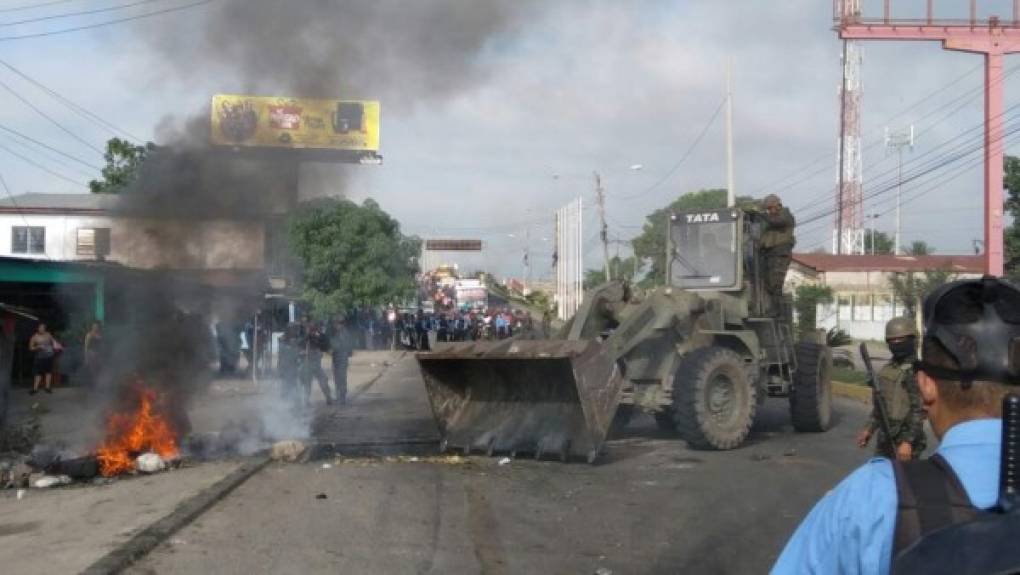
[614,97,727,201]
[0,171,53,260]
[0,58,141,142]
[0,0,212,41]
[0,74,103,154]
[0,140,85,185]
[0,121,100,169]
[0,0,78,14]
[0,0,163,27]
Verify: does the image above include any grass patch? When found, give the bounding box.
[832,366,869,386]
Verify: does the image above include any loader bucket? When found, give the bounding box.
[416,339,624,463]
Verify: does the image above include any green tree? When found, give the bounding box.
[1005,155,1020,278]
[906,240,934,256]
[583,255,640,289]
[88,138,155,194]
[288,198,420,317]
[865,229,894,255]
[888,269,956,317]
[630,189,753,287]
[794,284,833,337]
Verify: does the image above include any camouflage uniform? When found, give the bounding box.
[759,195,796,315]
[868,358,926,458]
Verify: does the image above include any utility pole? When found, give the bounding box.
[885,125,914,255]
[594,171,611,281]
[726,59,735,207]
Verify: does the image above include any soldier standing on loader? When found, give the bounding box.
[856,316,926,460]
[757,194,795,316]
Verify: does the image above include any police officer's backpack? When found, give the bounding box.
[891,454,1020,574]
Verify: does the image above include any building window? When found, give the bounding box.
[76,228,111,258]
[12,226,45,254]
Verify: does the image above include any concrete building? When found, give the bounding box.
[787,253,984,340]
[0,193,265,271]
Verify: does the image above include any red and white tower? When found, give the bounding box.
[834,0,1020,275]
[834,0,866,255]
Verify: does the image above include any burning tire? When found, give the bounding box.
[672,347,757,450]
[790,342,833,432]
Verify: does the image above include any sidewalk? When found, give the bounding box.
[0,351,400,575]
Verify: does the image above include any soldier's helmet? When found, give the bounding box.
[885,316,918,340]
[763,194,781,208]
[919,276,1020,386]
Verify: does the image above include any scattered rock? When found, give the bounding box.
[315,493,328,500]
[595,568,613,575]
[271,440,307,462]
[33,475,72,488]
[498,457,511,466]
[751,453,771,462]
[136,453,166,474]
[783,449,798,457]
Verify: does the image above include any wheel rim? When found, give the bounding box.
[707,372,736,421]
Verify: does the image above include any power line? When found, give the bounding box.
[0,122,100,169]
[0,171,53,261]
[0,0,163,27]
[0,58,141,141]
[0,140,86,185]
[0,74,103,153]
[752,62,986,199]
[0,0,77,14]
[0,0,212,41]
[615,97,727,201]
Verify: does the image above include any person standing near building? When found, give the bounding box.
[83,321,103,388]
[857,316,926,460]
[29,322,60,395]
[329,314,354,405]
[300,316,333,406]
[757,194,795,316]
[278,322,301,405]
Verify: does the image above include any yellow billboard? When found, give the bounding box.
[210,94,379,152]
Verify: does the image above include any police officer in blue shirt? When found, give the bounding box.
[772,276,1020,574]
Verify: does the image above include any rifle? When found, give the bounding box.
[1000,394,1020,512]
[860,343,896,458]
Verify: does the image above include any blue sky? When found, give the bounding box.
[0,0,1012,279]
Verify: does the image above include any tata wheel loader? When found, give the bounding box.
[416,207,832,462]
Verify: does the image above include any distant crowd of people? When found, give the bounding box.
[394,307,544,350]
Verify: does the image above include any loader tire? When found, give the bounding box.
[790,342,833,432]
[672,347,757,450]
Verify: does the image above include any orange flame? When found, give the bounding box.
[96,384,179,477]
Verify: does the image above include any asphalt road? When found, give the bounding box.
[128,354,881,575]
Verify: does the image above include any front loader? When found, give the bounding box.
[416,207,832,462]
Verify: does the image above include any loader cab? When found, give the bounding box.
[667,208,743,291]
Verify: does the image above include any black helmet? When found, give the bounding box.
[919,276,1020,386]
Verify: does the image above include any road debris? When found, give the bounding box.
[498,457,511,466]
[135,452,166,474]
[315,493,328,500]
[321,463,332,469]
[270,440,307,462]
[33,474,72,488]
[595,568,613,575]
